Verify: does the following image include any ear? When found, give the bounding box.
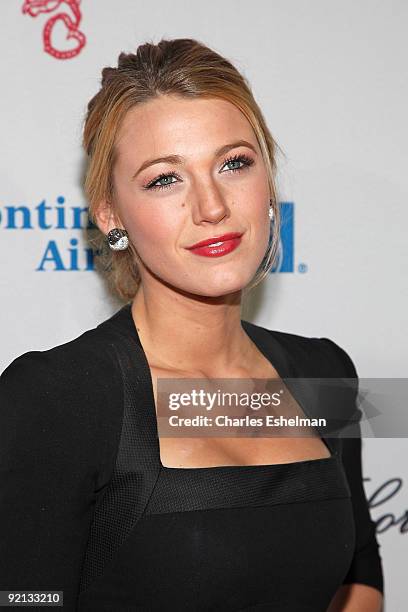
[93,199,124,235]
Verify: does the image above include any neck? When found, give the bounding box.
[130,282,253,375]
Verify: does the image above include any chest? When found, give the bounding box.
[149,363,331,469]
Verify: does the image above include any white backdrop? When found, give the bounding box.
[1,1,407,609]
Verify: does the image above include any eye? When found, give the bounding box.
[221,153,254,174]
[143,152,254,191]
[144,172,180,191]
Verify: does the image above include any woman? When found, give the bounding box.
[0,38,384,611]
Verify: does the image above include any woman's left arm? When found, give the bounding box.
[327,582,383,611]
[319,338,384,612]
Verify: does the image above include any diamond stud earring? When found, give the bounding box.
[107,228,129,251]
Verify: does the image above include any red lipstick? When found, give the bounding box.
[185,232,243,258]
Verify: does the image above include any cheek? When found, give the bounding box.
[247,196,270,238]
[121,200,182,254]
[255,219,271,258]
[241,179,270,228]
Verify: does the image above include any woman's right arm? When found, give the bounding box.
[0,345,119,611]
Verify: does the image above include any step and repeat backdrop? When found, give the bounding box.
[1,1,406,609]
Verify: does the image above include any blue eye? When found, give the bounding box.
[221,153,254,173]
[145,173,180,191]
[144,153,254,191]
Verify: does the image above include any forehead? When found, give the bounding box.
[115,95,256,158]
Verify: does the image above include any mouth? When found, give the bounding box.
[186,232,243,250]
[185,232,244,258]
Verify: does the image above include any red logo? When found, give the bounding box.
[22,0,86,60]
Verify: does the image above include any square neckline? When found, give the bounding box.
[120,302,335,471]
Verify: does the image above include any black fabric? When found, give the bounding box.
[0,303,384,611]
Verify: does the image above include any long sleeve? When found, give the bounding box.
[319,337,384,595]
[0,339,123,611]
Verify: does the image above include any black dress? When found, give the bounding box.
[0,303,384,611]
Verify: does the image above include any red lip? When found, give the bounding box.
[186,232,243,250]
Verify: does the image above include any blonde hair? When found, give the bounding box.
[82,37,281,301]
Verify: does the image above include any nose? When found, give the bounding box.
[190,184,230,225]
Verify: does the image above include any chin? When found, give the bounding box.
[181,271,255,298]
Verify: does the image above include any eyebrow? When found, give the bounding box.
[131,139,258,180]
